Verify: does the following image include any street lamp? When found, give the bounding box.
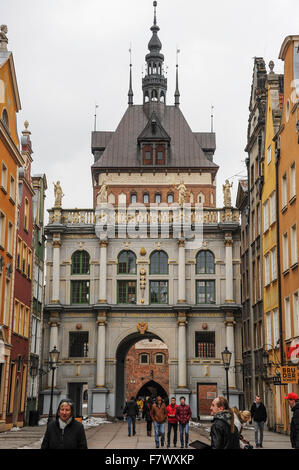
[221,347,232,402]
[48,346,60,423]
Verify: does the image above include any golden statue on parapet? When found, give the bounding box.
[223,179,233,207]
[97,180,109,203]
[53,181,64,208]
[173,179,189,205]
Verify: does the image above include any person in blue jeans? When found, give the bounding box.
[123,397,139,436]
[150,396,168,448]
[175,396,192,448]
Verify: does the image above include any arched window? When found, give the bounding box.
[151,89,158,101]
[150,250,168,274]
[71,250,90,275]
[160,91,165,103]
[167,193,174,203]
[130,193,137,204]
[196,250,215,274]
[118,250,136,274]
[143,193,149,203]
[155,353,165,364]
[1,109,9,130]
[140,353,149,364]
[154,193,161,203]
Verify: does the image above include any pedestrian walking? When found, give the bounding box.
[142,396,153,436]
[166,397,178,448]
[150,395,167,448]
[284,392,299,449]
[175,396,192,449]
[232,407,253,449]
[250,395,267,448]
[123,396,139,436]
[210,396,240,449]
[41,399,88,449]
[137,396,144,420]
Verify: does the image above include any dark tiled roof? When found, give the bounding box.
[91,105,218,170]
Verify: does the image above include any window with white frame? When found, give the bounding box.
[290,162,296,200]
[293,291,299,337]
[283,232,289,272]
[273,308,279,347]
[271,247,277,281]
[291,224,298,266]
[270,191,276,224]
[284,297,291,340]
[263,200,269,232]
[266,312,272,347]
[282,173,287,208]
[267,145,272,164]
[9,175,15,201]
[264,253,270,285]
[1,162,7,191]
[7,221,13,256]
[0,212,5,248]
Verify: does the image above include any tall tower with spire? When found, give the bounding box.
[142,1,167,106]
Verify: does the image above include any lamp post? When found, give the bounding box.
[221,347,232,402]
[48,346,60,423]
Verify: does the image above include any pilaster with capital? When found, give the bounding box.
[96,312,107,387]
[177,239,186,303]
[48,314,60,387]
[98,240,108,303]
[51,235,61,304]
[177,314,188,388]
[224,233,234,303]
[224,315,236,388]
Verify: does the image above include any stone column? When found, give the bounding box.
[177,239,186,303]
[177,315,187,388]
[98,240,108,303]
[48,314,60,388]
[51,236,61,304]
[224,234,234,303]
[225,315,236,388]
[96,313,107,387]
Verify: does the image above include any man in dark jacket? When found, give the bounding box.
[250,395,267,448]
[150,396,168,448]
[41,399,88,449]
[123,397,139,436]
[175,396,192,448]
[210,396,240,449]
[284,392,299,449]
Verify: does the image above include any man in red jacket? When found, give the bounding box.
[175,396,192,448]
[166,397,178,448]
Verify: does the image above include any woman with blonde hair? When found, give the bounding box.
[232,407,252,449]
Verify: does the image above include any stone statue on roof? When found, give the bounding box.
[53,181,64,207]
[0,25,8,51]
[223,179,233,207]
[173,179,189,206]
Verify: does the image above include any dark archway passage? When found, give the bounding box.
[136,380,167,401]
[115,331,168,418]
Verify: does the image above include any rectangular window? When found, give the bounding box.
[0,212,5,248]
[3,279,10,326]
[27,249,32,278]
[264,253,270,286]
[150,280,168,304]
[117,280,136,304]
[283,232,289,272]
[24,198,29,231]
[290,162,296,200]
[271,247,277,281]
[22,242,27,274]
[71,280,90,304]
[14,300,20,334]
[293,292,299,337]
[143,147,153,165]
[273,308,279,347]
[282,173,287,209]
[1,162,7,192]
[69,332,89,357]
[7,221,13,256]
[195,331,215,358]
[270,191,276,224]
[266,312,272,347]
[267,145,271,164]
[196,280,215,304]
[251,210,255,240]
[9,175,15,201]
[31,316,37,354]
[263,200,269,232]
[285,297,291,340]
[24,308,30,338]
[291,224,298,266]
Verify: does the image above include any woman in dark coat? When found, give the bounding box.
[142,396,153,436]
[41,399,88,449]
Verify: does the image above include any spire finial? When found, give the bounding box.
[153,1,157,26]
[0,25,8,51]
[175,48,180,106]
[128,44,134,106]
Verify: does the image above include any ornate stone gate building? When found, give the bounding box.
[41,2,243,419]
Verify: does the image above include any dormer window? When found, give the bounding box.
[155,145,165,165]
[143,145,153,165]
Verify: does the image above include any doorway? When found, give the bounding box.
[136,380,168,401]
[68,382,87,417]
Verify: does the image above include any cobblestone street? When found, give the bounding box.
[0,420,292,450]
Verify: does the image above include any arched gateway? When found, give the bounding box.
[115,331,168,418]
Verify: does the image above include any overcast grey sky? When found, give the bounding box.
[3,0,299,213]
